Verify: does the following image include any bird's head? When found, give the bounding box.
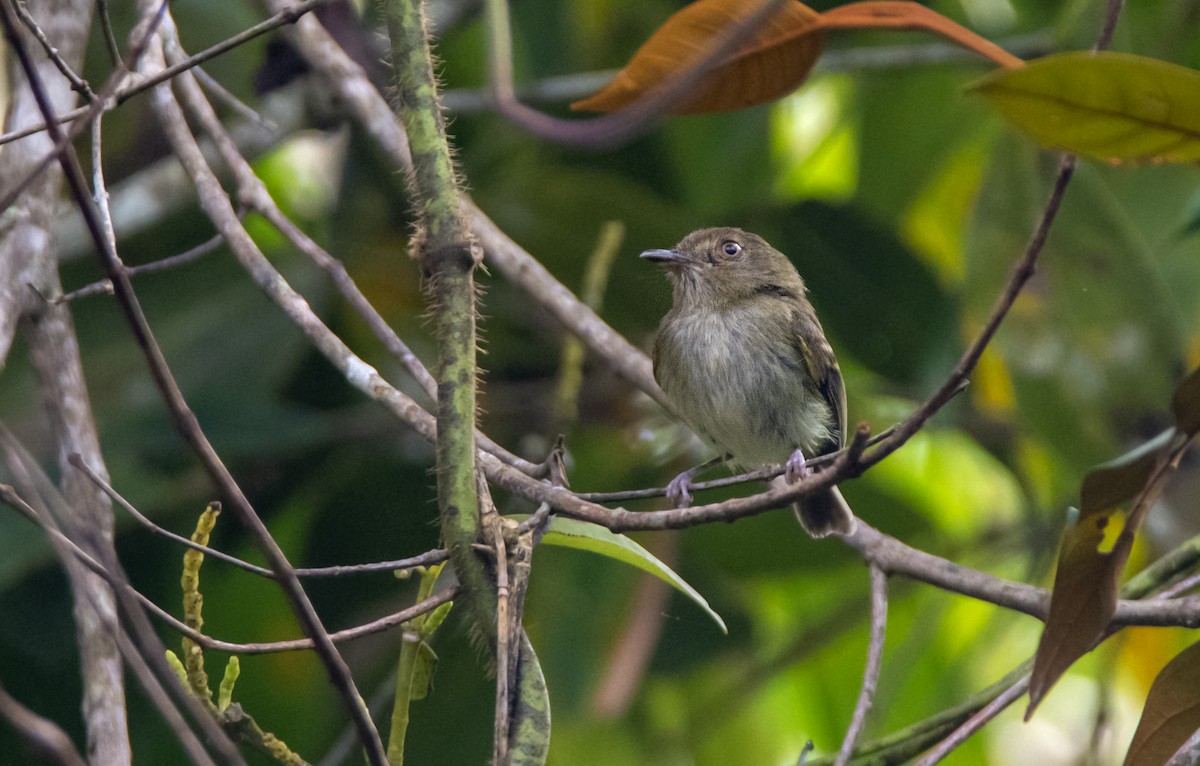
[641,227,805,309]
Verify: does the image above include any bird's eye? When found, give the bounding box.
[722,241,742,257]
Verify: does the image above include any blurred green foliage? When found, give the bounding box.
[4,0,1200,764]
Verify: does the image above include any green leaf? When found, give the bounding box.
[410,641,438,701]
[522,516,728,634]
[970,52,1200,164]
[509,633,550,766]
[422,601,453,637]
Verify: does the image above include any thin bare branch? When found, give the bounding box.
[95,0,122,66]
[834,566,888,766]
[484,0,793,148]
[856,156,1076,472]
[56,232,226,303]
[0,0,131,759]
[13,6,387,756]
[0,0,334,149]
[912,677,1030,766]
[0,468,241,765]
[70,451,449,578]
[0,0,169,216]
[1094,0,1125,52]
[182,589,459,656]
[161,36,556,484]
[13,0,94,100]
[0,685,87,766]
[4,479,454,666]
[193,66,276,130]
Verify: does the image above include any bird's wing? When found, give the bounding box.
[793,311,846,452]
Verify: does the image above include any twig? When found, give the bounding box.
[0,0,336,149]
[484,0,793,147]
[2,480,457,658]
[577,420,914,503]
[1155,571,1200,601]
[911,676,1030,766]
[0,0,169,216]
[856,155,1076,473]
[193,66,276,130]
[95,0,123,66]
[182,589,459,656]
[0,461,242,765]
[161,37,549,481]
[834,566,888,766]
[1094,0,1125,52]
[56,231,226,303]
[294,550,451,578]
[71,450,449,578]
[0,685,87,766]
[492,514,512,765]
[13,0,95,101]
[50,8,388,758]
[806,661,1031,766]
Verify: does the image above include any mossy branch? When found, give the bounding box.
[384,4,550,762]
[384,0,493,640]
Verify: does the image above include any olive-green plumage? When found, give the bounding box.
[643,227,855,537]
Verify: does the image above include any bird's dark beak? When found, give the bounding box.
[640,248,690,265]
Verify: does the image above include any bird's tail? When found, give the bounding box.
[792,485,856,538]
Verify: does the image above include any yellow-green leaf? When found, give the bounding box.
[971,51,1200,164]
[410,641,438,701]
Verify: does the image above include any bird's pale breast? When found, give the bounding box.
[654,303,833,468]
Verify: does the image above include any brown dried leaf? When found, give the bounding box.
[1124,641,1200,766]
[571,0,825,115]
[1027,431,1174,718]
[571,1,1022,116]
[817,2,1023,69]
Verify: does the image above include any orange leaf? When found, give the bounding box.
[571,0,825,115]
[817,2,1024,69]
[571,1,1022,117]
[1124,641,1200,766]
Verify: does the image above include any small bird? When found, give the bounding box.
[642,227,856,537]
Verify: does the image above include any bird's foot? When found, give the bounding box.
[784,448,810,484]
[665,471,694,508]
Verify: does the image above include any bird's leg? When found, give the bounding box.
[665,454,727,508]
[784,448,809,484]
